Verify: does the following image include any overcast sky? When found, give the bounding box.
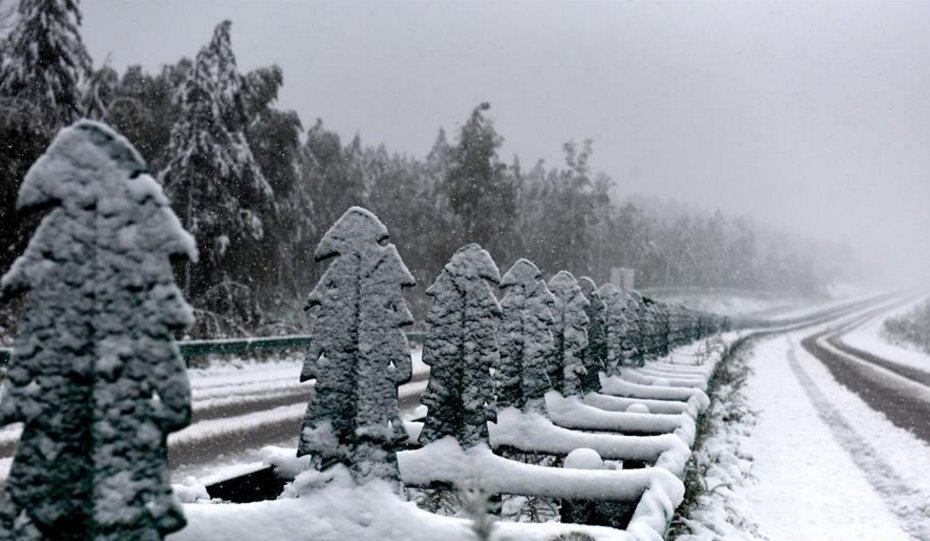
[81,1,930,285]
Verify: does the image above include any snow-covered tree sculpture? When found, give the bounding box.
[577,277,607,393]
[597,284,628,377]
[546,271,589,396]
[0,121,194,540]
[419,244,501,448]
[298,207,415,486]
[497,259,555,413]
[626,290,647,367]
[652,301,669,357]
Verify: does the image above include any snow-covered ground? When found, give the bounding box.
[843,294,930,373]
[679,305,930,540]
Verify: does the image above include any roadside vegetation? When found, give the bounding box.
[882,301,930,353]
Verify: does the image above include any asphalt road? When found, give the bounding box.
[799,302,930,443]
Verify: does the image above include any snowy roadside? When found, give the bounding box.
[842,294,930,373]
[673,307,930,541]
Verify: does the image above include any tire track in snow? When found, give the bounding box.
[787,345,930,541]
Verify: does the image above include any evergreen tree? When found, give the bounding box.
[496,259,555,413]
[0,121,193,540]
[443,103,517,257]
[158,20,273,299]
[546,271,589,396]
[298,207,415,486]
[0,0,93,278]
[419,244,501,448]
[0,0,91,128]
[577,277,607,393]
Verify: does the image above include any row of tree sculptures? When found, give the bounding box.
[296,205,725,490]
[0,121,722,540]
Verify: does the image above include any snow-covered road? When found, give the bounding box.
[739,306,930,540]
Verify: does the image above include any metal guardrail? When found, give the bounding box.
[0,331,428,367]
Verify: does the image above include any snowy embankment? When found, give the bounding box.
[673,304,930,541]
[842,294,930,373]
[169,333,739,541]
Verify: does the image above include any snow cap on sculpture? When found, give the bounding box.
[314,206,389,260]
[500,257,541,287]
[446,243,501,285]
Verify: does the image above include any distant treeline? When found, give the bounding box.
[0,3,856,336]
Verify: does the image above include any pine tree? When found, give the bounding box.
[443,103,517,256]
[158,20,273,299]
[0,0,91,128]
[298,207,415,486]
[419,244,501,448]
[0,121,194,540]
[577,277,607,393]
[496,259,555,413]
[0,0,93,279]
[546,271,589,396]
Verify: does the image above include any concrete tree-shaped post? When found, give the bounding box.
[419,244,501,448]
[546,271,589,396]
[0,121,195,540]
[297,207,415,486]
[497,259,555,414]
[577,277,607,394]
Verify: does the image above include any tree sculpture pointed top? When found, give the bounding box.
[419,244,501,448]
[497,259,555,413]
[298,206,415,487]
[314,206,389,260]
[577,277,607,393]
[0,120,195,540]
[546,271,589,396]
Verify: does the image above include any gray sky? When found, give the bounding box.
[81,0,930,285]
